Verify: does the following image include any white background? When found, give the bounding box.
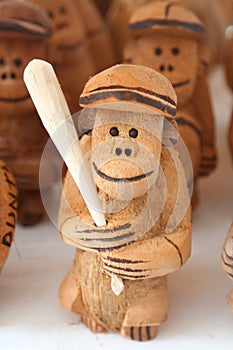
[0,66,233,349]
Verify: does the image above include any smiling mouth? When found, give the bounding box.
[0,95,30,103]
[173,80,190,88]
[93,162,154,183]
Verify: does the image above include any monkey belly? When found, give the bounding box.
[76,250,164,332]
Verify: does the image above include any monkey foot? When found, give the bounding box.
[81,316,106,333]
[121,325,158,341]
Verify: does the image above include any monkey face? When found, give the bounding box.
[125,33,199,105]
[31,0,82,48]
[0,39,47,103]
[90,110,164,201]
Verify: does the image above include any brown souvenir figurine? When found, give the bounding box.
[226,30,233,156]
[74,0,116,72]
[222,225,233,312]
[123,1,217,206]
[0,161,17,272]
[55,64,192,341]
[30,0,96,114]
[0,0,55,225]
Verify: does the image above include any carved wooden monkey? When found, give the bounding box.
[0,0,55,225]
[124,1,217,206]
[0,161,17,272]
[58,64,192,341]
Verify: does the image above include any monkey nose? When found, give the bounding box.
[115,148,122,156]
[125,148,132,157]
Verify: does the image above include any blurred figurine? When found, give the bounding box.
[0,0,55,225]
[124,1,217,206]
[222,224,233,312]
[30,0,96,114]
[0,161,17,271]
[225,28,233,156]
[58,64,192,340]
[93,0,111,16]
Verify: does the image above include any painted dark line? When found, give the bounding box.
[93,162,154,183]
[146,326,151,341]
[223,260,233,270]
[129,19,204,34]
[173,80,190,88]
[77,223,131,234]
[104,263,148,273]
[0,22,51,37]
[80,231,135,242]
[104,256,145,264]
[138,327,142,341]
[112,272,147,279]
[226,272,233,278]
[0,95,31,103]
[176,117,202,144]
[130,327,134,340]
[165,2,176,17]
[164,236,183,265]
[80,90,176,117]
[223,249,233,262]
[88,85,176,107]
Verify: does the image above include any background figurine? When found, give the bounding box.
[225,30,233,156]
[222,225,233,312]
[29,0,96,114]
[56,64,192,341]
[107,0,226,66]
[0,160,17,272]
[0,0,55,225]
[123,1,217,206]
[93,0,111,16]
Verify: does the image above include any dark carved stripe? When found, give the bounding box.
[78,223,131,234]
[227,272,233,278]
[0,95,31,103]
[139,327,142,341]
[129,19,204,34]
[165,3,176,17]
[223,249,233,262]
[173,80,190,88]
[104,263,148,273]
[130,327,134,340]
[164,236,183,265]
[223,260,233,270]
[199,164,216,169]
[176,117,202,144]
[104,256,144,264]
[202,155,217,161]
[146,326,151,340]
[80,231,135,243]
[0,22,51,37]
[93,162,154,183]
[80,90,176,117]
[88,85,176,107]
[109,272,147,279]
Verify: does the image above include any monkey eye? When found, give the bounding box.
[48,11,54,19]
[129,128,138,138]
[110,127,119,137]
[59,6,66,14]
[172,47,180,55]
[14,58,22,67]
[0,58,5,65]
[154,47,162,56]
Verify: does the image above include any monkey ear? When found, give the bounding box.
[162,118,179,147]
[199,40,210,70]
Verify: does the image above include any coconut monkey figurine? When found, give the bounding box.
[0,0,56,225]
[49,64,192,341]
[0,161,17,272]
[222,224,233,312]
[124,1,217,206]
[29,0,96,114]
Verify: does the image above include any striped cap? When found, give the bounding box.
[0,0,51,39]
[129,1,205,41]
[79,64,177,119]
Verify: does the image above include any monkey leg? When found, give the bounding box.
[121,277,168,341]
[18,189,45,226]
[59,258,106,333]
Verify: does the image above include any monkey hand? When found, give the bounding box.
[199,145,217,177]
[101,228,191,280]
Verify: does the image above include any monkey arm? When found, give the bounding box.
[101,209,191,280]
[192,69,217,176]
[222,223,233,280]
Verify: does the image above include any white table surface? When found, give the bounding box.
[0,66,233,350]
